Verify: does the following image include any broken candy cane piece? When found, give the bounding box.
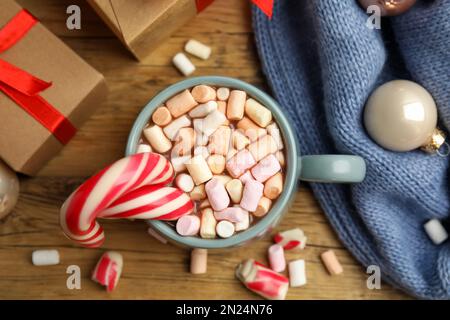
[236,259,289,300]
[273,228,307,251]
[92,251,123,292]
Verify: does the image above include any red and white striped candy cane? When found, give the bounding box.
[91,251,123,292]
[60,152,194,247]
[236,259,289,300]
[273,228,307,251]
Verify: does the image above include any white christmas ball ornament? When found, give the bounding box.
[0,160,19,219]
[364,80,445,153]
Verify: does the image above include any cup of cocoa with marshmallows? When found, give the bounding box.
[126,76,366,249]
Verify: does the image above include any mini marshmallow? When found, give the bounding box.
[226,149,256,178]
[275,151,285,168]
[190,184,206,201]
[148,227,168,244]
[200,208,217,239]
[208,126,231,156]
[240,179,264,212]
[173,127,196,156]
[227,90,246,120]
[171,155,191,172]
[264,173,283,199]
[136,143,152,153]
[200,110,227,136]
[424,219,448,245]
[216,220,235,238]
[217,87,230,101]
[191,85,216,103]
[191,248,208,274]
[189,101,218,118]
[248,135,278,162]
[227,148,237,161]
[213,175,232,185]
[176,215,200,236]
[186,155,213,185]
[251,154,281,182]
[163,115,191,141]
[185,39,211,60]
[288,259,307,287]
[173,52,196,76]
[166,89,198,118]
[235,210,250,231]
[267,123,284,150]
[239,171,253,184]
[32,250,60,266]
[175,173,195,193]
[268,244,286,272]
[193,121,209,146]
[217,100,227,115]
[254,197,272,217]
[232,130,250,150]
[207,155,226,174]
[237,117,267,141]
[205,178,230,211]
[214,207,247,223]
[274,228,307,251]
[152,106,172,126]
[225,179,243,203]
[199,199,211,209]
[144,125,172,153]
[194,146,210,159]
[321,250,343,275]
[245,98,272,128]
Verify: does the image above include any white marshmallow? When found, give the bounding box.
[136,143,152,153]
[32,250,60,266]
[267,123,284,150]
[200,110,227,136]
[175,173,195,193]
[185,39,212,60]
[217,87,230,101]
[424,219,448,245]
[234,210,250,231]
[163,115,191,141]
[171,155,191,172]
[216,220,235,238]
[288,259,307,287]
[172,52,195,76]
[189,101,218,118]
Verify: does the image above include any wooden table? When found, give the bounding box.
[0,0,408,299]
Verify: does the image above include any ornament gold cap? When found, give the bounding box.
[421,128,446,154]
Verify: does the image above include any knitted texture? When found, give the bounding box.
[253,0,450,299]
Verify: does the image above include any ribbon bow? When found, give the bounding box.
[0,9,76,145]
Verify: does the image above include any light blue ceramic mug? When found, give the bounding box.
[126,76,366,249]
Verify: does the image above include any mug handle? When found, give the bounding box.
[299,155,366,183]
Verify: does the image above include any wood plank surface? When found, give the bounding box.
[0,0,409,299]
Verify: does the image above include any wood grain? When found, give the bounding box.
[0,0,408,299]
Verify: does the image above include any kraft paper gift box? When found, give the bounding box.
[0,0,108,175]
[87,0,214,61]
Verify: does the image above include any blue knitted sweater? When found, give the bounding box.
[253,0,450,299]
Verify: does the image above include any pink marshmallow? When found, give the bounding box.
[176,215,200,236]
[239,171,253,184]
[240,179,264,212]
[226,149,256,178]
[214,207,247,223]
[268,244,286,272]
[205,178,230,211]
[251,154,281,182]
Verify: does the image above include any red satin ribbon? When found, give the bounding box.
[252,0,274,18]
[0,9,76,145]
[196,0,274,18]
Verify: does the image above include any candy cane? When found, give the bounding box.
[92,251,123,292]
[236,259,289,300]
[60,152,194,247]
[273,228,307,251]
